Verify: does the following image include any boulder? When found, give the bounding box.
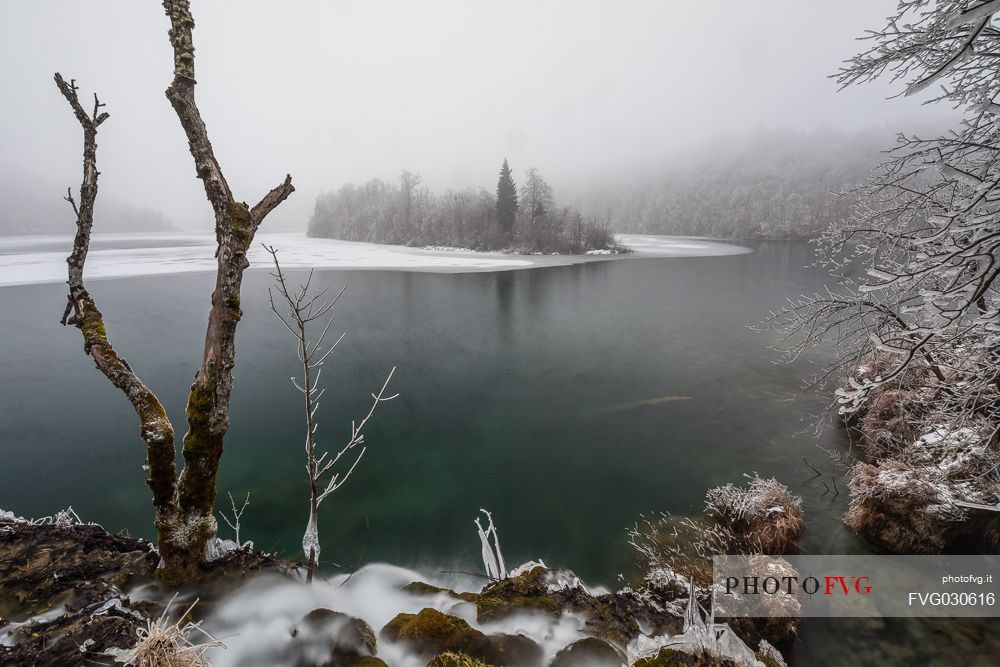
[550,637,626,666]
[632,648,741,667]
[290,608,380,667]
[380,608,542,666]
[403,581,479,603]
[475,566,561,622]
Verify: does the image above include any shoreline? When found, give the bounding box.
[0,232,751,288]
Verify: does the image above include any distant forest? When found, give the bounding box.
[580,128,888,240]
[308,161,619,254]
[0,167,175,235]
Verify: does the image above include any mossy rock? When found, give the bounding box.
[487,632,543,666]
[427,651,494,666]
[380,608,542,666]
[292,608,379,667]
[475,566,561,623]
[348,658,388,667]
[404,581,480,603]
[0,521,157,621]
[726,616,798,651]
[477,566,646,645]
[380,608,492,660]
[550,637,626,666]
[632,648,740,667]
[561,592,641,646]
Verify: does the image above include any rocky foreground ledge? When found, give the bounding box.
[0,515,790,667]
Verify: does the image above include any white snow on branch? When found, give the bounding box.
[474,508,507,580]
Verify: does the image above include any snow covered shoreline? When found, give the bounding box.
[0,232,750,288]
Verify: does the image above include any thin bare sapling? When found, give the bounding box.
[264,245,397,582]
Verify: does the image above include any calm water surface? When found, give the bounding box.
[1,241,995,665]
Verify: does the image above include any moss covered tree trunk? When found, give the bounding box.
[158,0,294,585]
[55,73,183,570]
[56,1,293,588]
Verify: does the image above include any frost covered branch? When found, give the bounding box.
[474,509,507,580]
[217,492,252,550]
[265,245,397,582]
[760,2,1000,434]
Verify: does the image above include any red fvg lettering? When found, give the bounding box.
[823,576,872,595]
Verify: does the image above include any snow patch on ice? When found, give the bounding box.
[0,232,750,287]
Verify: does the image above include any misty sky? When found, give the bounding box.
[0,1,956,230]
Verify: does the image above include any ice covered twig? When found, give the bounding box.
[474,509,507,580]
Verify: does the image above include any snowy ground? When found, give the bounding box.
[0,232,749,288]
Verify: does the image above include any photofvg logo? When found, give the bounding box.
[724,572,872,597]
[712,555,1000,618]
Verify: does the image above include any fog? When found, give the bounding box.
[0,0,955,231]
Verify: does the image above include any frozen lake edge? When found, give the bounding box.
[0,232,751,288]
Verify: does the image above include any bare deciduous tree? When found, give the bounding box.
[264,246,397,582]
[57,0,294,585]
[763,0,1000,435]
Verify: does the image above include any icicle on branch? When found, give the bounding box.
[265,245,397,583]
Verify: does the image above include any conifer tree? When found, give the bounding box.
[496,158,518,243]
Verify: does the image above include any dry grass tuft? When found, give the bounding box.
[858,389,921,460]
[105,596,224,667]
[706,475,805,554]
[628,513,736,586]
[629,475,805,586]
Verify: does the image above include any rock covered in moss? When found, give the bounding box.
[426,652,492,666]
[0,520,157,621]
[475,566,562,622]
[289,608,380,666]
[0,596,153,667]
[0,518,160,665]
[403,581,480,603]
[379,607,542,666]
[476,565,642,644]
[632,647,742,666]
[550,637,626,666]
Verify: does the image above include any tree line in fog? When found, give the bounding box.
[308,160,619,254]
[581,129,889,240]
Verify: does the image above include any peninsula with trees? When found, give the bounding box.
[308,160,624,254]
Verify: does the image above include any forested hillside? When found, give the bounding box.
[0,168,175,235]
[584,129,887,239]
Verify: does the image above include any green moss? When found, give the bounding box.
[633,648,735,667]
[427,652,493,667]
[184,382,214,428]
[476,592,560,622]
[225,291,240,309]
[80,313,107,342]
[227,198,253,249]
[380,612,413,642]
[348,657,388,667]
[180,381,223,512]
[633,648,678,666]
[403,581,479,603]
[379,608,491,660]
[475,567,561,623]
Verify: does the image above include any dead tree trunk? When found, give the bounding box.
[56,0,294,587]
[54,72,182,564]
[159,0,294,584]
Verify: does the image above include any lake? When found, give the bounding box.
[1,237,995,665]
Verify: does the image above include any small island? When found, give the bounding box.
[308,159,627,255]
